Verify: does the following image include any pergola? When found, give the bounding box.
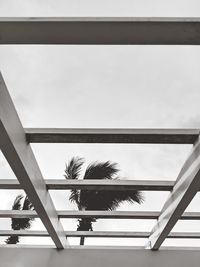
[0,17,200,267]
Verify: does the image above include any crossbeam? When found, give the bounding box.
[0,179,175,191]
[149,136,200,250]
[1,17,200,45]
[46,179,174,191]
[1,230,200,239]
[0,230,149,238]
[1,210,200,220]
[0,73,67,249]
[25,128,199,144]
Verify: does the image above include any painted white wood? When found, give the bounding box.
[0,73,68,248]
[149,137,200,250]
[0,179,175,191]
[1,230,200,239]
[1,210,200,220]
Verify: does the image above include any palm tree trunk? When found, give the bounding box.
[77,218,93,246]
[5,235,19,244]
[80,236,85,245]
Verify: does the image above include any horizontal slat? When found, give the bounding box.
[58,211,159,219]
[181,212,200,220]
[0,179,174,191]
[168,232,200,239]
[1,230,200,239]
[65,231,149,238]
[25,128,199,144]
[0,210,37,219]
[46,179,175,191]
[0,230,149,238]
[0,179,21,189]
[0,230,49,237]
[1,210,200,220]
[0,210,159,219]
[1,17,200,45]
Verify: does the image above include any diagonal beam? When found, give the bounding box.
[1,17,200,45]
[0,73,68,249]
[148,136,200,250]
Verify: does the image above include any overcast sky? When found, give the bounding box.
[0,0,200,247]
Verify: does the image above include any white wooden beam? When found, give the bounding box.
[0,73,68,249]
[1,17,200,45]
[25,128,199,144]
[0,179,175,191]
[1,230,200,239]
[0,210,159,219]
[1,210,200,220]
[148,136,200,250]
[0,179,21,189]
[46,179,174,191]
[0,230,149,238]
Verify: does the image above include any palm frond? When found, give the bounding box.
[11,196,34,231]
[5,235,19,245]
[64,157,84,180]
[64,157,84,207]
[22,196,34,210]
[80,161,143,211]
[84,189,144,211]
[69,189,80,209]
[11,195,24,231]
[65,158,144,246]
[83,161,119,180]
[79,190,143,211]
[80,161,118,209]
[12,194,23,211]
[19,196,34,230]
[5,195,35,244]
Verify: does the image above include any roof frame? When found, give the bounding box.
[1,16,200,251]
[1,70,200,249]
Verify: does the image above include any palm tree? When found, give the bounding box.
[5,195,34,244]
[64,157,143,245]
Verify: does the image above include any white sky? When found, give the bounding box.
[0,0,200,247]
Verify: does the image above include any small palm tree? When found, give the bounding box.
[5,195,34,244]
[64,157,143,245]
